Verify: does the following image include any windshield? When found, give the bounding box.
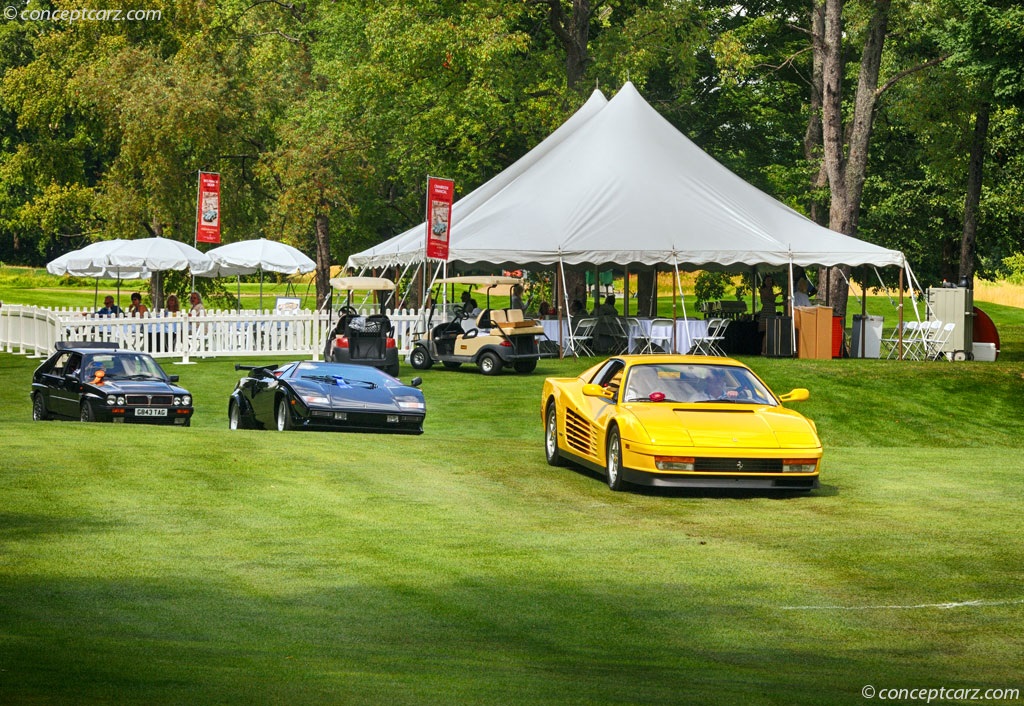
[621,363,777,405]
[286,361,404,387]
[83,353,168,381]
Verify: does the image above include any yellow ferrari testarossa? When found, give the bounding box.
[541,355,822,492]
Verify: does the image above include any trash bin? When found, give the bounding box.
[764,316,793,358]
[850,315,883,358]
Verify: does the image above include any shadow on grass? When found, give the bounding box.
[562,466,839,499]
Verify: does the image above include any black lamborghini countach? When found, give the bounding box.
[228,360,425,434]
[30,342,194,426]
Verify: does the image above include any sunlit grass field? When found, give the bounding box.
[3,267,1024,703]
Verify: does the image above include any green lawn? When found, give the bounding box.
[3,267,1024,703]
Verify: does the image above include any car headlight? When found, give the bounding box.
[106,395,117,406]
[782,459,818,473]
[655,456,694,471]
[117,395,126,405]
[300,394,330,406]
[395,396,425,411]
[181,395,191,406]
[173,396,182,406]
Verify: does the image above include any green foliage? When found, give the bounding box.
[693,270,731,305]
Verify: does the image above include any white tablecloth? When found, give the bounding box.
[541,318,708,355]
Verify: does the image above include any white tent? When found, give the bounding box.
[347,82,905,272]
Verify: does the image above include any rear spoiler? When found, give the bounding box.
[56,341,120,351]
[235,363,280,372]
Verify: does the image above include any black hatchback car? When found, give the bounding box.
[31,342,194,426]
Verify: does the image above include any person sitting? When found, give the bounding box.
[128,292,148,316]
[188,291,205,315]
[570,299,586,318]
[164,294,181,314]
[592,294,617,317]
[459,290,479,316]
[88,295,123,317]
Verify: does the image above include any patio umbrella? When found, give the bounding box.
[105,236,213,273]
[47,239,151,307]
[195,238,316,309]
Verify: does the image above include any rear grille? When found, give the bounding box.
[126,395,173,405]
[564,408,596,456]
[511,337,538,355]
[694,458,784,473]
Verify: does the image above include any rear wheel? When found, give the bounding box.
[513,359,537,373]
[276,398,294,431]
[228,400,243,430]
[478,351,503,376]
[80,400,97,423]
[32,393,50,421]
[606,426,625,491]
[545,401,565,467]
[385,364,400,377]
[410,346,432,370]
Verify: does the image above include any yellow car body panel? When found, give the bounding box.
[541,355,823,491]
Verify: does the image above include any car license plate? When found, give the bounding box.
[135,408,167,417]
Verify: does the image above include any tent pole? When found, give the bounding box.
[897,265,905,360]
[671,261,678,354]
[559,258,575,359]
[624,265,629,317]
[860,266,868,358]
[788,260,796,357]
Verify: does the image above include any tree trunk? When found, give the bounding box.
[820,0,891,318]
[314,213,331,310]
[959,100,990,289]
[538,0,591,88]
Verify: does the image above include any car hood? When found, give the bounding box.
[95,380,188,395]
[292,379,420,410]
[622,403,820,449]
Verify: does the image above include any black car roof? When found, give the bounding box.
[55,341,121,352]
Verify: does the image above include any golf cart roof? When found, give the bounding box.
[436,276,521,287]
[329,276,397,291]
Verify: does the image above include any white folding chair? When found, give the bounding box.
[565,317,597,356]
[641,318,675,354]
[925,322,956,361]
[911,320,943,361]
[690,318,729,356]
[887,320,923,360]
[624,317,645,354]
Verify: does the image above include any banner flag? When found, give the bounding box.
[196,172,221,244]
[425,176,454,260]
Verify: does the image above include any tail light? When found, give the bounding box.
[335,336,349,349]
[500,340,512,347]
[386,337,396,349]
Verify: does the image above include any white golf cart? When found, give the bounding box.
[409,275,549,375]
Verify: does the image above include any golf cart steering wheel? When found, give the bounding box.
[452,305,469,320]
[338,305,358,316]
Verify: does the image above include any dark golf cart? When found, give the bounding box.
[323,276,400,377]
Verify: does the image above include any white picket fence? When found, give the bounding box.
[0,304,431,361]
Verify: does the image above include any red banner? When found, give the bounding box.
[196,172,221,244]
[425,176,454,260]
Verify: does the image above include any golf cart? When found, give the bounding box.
[409,275,549,375]
[323,276,400,377]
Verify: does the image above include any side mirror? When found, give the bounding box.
[582,383,613,398]
[410,377,423,388]
[167,375,179,383]
[778,388,809,403]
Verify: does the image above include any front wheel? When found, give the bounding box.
[276,398,294,431]
[228,400,244,430]
[32,393,50,421]
[606,426,625,491]
[545,401,565,467]
[478,351,503,376]
[80,400,97,423]
[410,346,433,370]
